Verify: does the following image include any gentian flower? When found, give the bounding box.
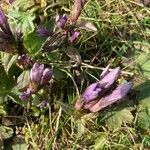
[19,88,31,100]
[100,65,110,79]
[69,31,80,43]
[0,9,12,35]
[75,66,132,112]
[36,26,52,37]
[17,54,32,69]
[40,68,53,85]
[56,14,67,28]
[75,82,101,110]
[89,82,133,112]
[30,63,52,92]
[99,67,120,88]
[81,83,102,103]
[37,99,48,108]
[30,63,44,84]
[19,63,52,101]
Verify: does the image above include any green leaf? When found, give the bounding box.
[0,106,7,116]
[11,0,35,11]
[24,32,45,54]
[94,133,107,150]
[8,8,35,35]
[0,126,13,140]
[0,65,15,98]
[1,52,18,73]
[137,80,150,107]
[105,109,133,130]
[136,52,150,78]
[136,81,150,130]
[17,70,30,90]
[137,108,150,130]
[12,143,28,150]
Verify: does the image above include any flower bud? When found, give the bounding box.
[89,82,133,112]
[41,68,52,85]
[56,14,67,28]
[0,9,7,25]
[81,83,102,103]
[69,31,80,42]
[100,67,121,88]
[30,63,44,84]
[0,9,12,35]
[36,26,52,37]
[38,99,48,108]
[17,54,32,69]
[19,88,31,100]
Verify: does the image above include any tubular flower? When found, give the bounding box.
[89,82,133,112]
[75,66,132,112]
[0,9,12,35]
[19,88,32,100]
[75,83,101,110]
[30,63,44,84]
[40,68,53,85]
[81,83,102,103]
[69,31,80,43]
[56,14,67,28]
[30,63,52,91]
[99,67,120,88]
[19,63,52,100]
[36,26,52,37]
[17,54,32,69]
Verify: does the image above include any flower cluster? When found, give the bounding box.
[75,66,132,112]
[36,14,80,44]
[19,63,52,100]
[56,14,80,43]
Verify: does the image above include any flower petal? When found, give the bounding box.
[89,82,133,112]
[100,67,121,88]
[41,68,52,85]
[81,82,102,103]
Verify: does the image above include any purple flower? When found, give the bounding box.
[81,83,102,103]
[38,99,48,108]
[36,26,52,37]
[19,88,31,100]
[75,83,101,110]
[41,68,52,85]
[17,54,32,69]
[0,9,12,35]
[56,14,67,28]
[69,31,80,43]
[30,63,44,84]
[0,9,7,25]
[30,63,52,87]
[99,67,121,88]
[75,65,133,112]
[89,82,133,112]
